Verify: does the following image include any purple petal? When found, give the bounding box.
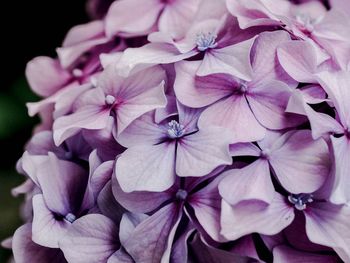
[119,212,149,247]
[124,203,182,263]
[35,153,87,215]
[273,245,339,263]
[12,224,66,263]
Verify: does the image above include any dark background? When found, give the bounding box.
[0,1,88,261]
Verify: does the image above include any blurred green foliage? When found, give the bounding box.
[0,77,38,262]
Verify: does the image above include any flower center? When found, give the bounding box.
[288,193,313,211]
[64,213,77,223]
[295,13,319,33]
[167,120,185,139]
[176,189,188,201]
[105,95,116,106]
[196,32,218,52]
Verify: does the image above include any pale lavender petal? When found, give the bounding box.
[329,136,350,204]
[116,112,166,148]
[221,193,295,240]
[198,38,255,80]
[198,94,266,143]
[174,61,238,108]
[176,127,232,177]
[189,176,226,242]
[316,71,350,128]
[305,202,350,262]
[115,142,176,192]
[219,159,275,206]
[277,40,318,83]
[32,194,70,248]
[53,105,110,146]
[59,214,120,263]
[112,175,172,213]
[269,130,330,193]
[116,43,197,77]
[251,31,297,87]
[119,212,149,247]
[247,80,301,130]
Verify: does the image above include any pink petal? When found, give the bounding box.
[115,142,176,192]
[176,127,232,177]
[159,0,201,39]
[105,0,162,37]
[221,193,295,241]
[25,56,71,97]
[219,159,275,206]
[198,94,266,143]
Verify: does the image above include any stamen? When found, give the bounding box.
[72,69,84,78]
[64,213,77,223]
[295,13,319,32]
[288,193,313,211]
[176,189,188,201]
[167,120,185,139]
[105,95,116,105]
[196,32,218,52]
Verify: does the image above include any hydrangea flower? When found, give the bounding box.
[4,0,350,262]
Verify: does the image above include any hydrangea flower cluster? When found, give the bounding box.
[4,0,350,262]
